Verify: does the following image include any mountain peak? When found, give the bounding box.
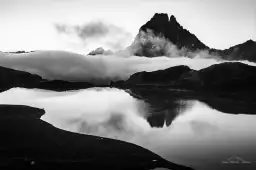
[169,15,177,22]
[168,15,181,30]
[150,13,177,23]
[133,13,208,57]
[140,13,180,35]
[144,13,169,28]
[245,39,255,44]
[129,13,256,61]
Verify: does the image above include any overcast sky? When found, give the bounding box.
[0,0,255,53]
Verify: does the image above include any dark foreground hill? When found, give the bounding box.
[0,104,193,170]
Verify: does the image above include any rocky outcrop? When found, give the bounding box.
[0,104,193,170]
[88,47,113,56]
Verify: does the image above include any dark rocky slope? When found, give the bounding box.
[213,39,256,61]
[0,66,42,92]
[0,104,193,170]
[0,66,93,92]
[114,62,256,93]
[196,62,256,91]
[124,65,192,87]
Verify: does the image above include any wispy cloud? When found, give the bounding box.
[54,21,132,51]
[55,22,111,39]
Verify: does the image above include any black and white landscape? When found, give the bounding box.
[0,0,256,170]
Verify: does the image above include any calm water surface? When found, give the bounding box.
[0,87,256,170]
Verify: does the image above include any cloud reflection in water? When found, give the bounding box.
[0,87,256,170]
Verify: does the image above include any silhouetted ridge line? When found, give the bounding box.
[0,65,93,92]
[113,62,256,93]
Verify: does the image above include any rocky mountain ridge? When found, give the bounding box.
[128,13,256,61]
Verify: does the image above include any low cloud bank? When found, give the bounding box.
[0,48,255,84]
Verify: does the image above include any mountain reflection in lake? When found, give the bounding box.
[0,87,256,170]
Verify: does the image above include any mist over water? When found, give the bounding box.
[0,87,256,170]
[0,49,256,84]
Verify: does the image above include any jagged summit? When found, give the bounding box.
[151,13,169,22]
[140,13,181,34]
[131,13,208,57]
[169,15,177,22]
[145,13,178,24]
[245,39,255,44]
[141,13,207,49]
[128,13,256,61]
